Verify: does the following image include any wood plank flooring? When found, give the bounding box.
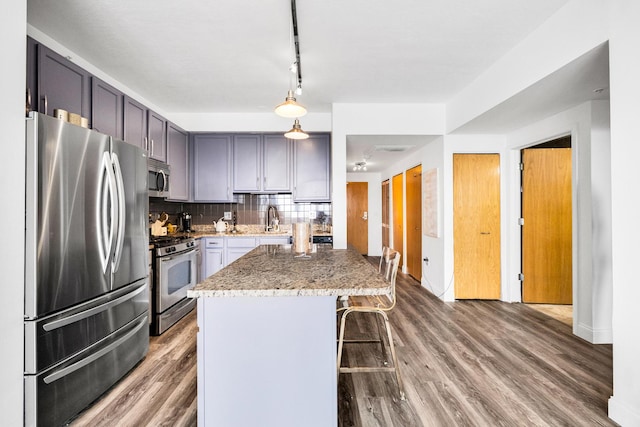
[69,257,615,427]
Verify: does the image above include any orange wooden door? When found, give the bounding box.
[522,148,572,304]
[347,182,369,255]
[406,165,422,281]
[453,154,501,299]
[381,180,390,248]
[392,173,404,268]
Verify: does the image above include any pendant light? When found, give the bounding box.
[275,89,307,118]
[284,119,309,140]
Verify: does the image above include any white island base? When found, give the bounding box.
[196,296,337,427]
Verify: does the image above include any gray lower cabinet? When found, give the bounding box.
[293,134,331,202]
[202,238,225,280]
[91,77,123,139]
[193,134,233,202]
[226,237,258,266]
[232,134,291,193]
[167,122,189,201]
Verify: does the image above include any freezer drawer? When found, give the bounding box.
[24,312,149,427]
[24,279,148,374]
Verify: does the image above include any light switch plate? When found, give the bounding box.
[224,211,232,220]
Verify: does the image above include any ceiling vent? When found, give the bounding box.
[374,145,414,152]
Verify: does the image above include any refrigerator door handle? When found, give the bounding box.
[42,284,146,332]
[111,152,126,273]
[42,315,147,385]
[97,152,118,274]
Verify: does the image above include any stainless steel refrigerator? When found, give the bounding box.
[24,113,149,426]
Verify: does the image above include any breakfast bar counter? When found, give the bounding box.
[187,245,389,427]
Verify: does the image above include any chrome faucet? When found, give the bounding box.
[266,205,278,232]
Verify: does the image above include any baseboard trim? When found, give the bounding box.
[609,395,640,426]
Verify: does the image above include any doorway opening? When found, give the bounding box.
[521,136,573,325]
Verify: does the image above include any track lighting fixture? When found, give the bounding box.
[353,161,367,171]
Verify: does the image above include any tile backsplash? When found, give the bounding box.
[149,194,331,230]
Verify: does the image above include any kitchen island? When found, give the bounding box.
[187,244,390,427]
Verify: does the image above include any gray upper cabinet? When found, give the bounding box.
[167,122,189,201]
[37,44,91,122]
[91,77,123,139]
[123,95,166,161]
[123,96,147,150]
[263,135,292,192]
[232,134,262,192]
[147,110,167,162]
[293,134,331,202]
[193,134,233,202]
[232,134,291,193]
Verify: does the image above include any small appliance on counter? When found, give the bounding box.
[180,212,192,232]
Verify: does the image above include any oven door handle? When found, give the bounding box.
[160,248,196,262]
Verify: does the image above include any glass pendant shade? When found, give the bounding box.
[284,119,309,140]
[275,90,307,118]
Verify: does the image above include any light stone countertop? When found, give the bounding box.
[187,245,389,298]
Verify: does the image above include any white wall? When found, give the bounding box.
[346,172,383,256]
[1,2,26,425]
[607,0,640,423]
[446,0,609,133]
[331,103,446,249]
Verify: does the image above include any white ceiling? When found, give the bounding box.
[28,0,608,173]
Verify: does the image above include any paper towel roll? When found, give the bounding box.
[293,222,311,254]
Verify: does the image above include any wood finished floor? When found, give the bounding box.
[70,257,615,427]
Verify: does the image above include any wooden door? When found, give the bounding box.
[406,165,422,281]
[381,180,390,248]
[453,154,501,299]
[392,173,404,268]
[347,182,369,255]
[522,148,572,304]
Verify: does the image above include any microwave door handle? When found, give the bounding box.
[159,169,167,192]
[111,152,126,273]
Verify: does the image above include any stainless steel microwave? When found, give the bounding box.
[148,158,170,197]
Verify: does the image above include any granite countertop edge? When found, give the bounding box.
[187,286,388,298]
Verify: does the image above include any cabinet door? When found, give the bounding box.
[123,96,147,150]
[148,110,167,161]
[91,77,123,139]
[37,44,91,121]
[293,134,331,201]
[26,37,38,116]
[204,249,224,278]
[263,135,291,192]
[233,134,262,192]
[193,134,233,202]
[226,237,257,266]
[167,122,189,201]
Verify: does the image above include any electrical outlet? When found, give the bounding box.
[308,211,316,220]
[224,211,232,220]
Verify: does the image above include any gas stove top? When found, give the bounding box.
[150,235,196,256]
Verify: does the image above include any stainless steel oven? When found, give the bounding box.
[151,236,197,334]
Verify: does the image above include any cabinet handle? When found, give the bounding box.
[42,95,48,116]
[143,137,148,152]
[150,139,154,156]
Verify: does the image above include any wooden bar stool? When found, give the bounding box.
[336,249,405,400]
